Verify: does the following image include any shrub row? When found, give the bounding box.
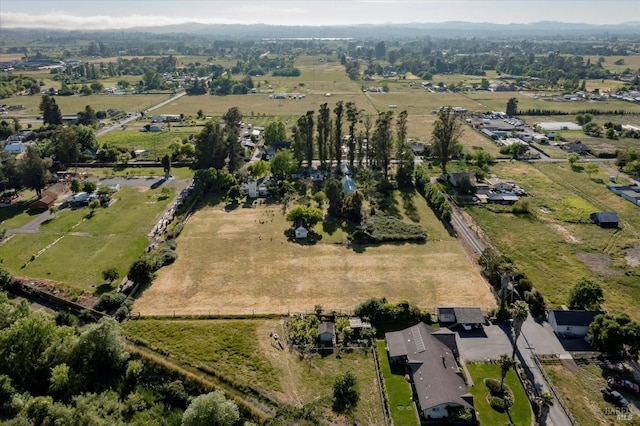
[351,214,426,243]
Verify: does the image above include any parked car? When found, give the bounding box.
[608,377,640,393]
[601,387,630,407]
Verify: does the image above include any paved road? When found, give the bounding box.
[96,91,186,137]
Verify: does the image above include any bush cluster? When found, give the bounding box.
[414,169,452,223]
[351,214,426,243]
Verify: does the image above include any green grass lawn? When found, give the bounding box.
[0,189,39,230]
[466,363,532,426]
[376,341,418,426]
[2,186,173,293]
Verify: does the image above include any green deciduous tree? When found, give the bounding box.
[270,150,296,181]
[18,146,52,198]
[567,152,580,167]
[181,390,239,426]
[332,371,359,413]
[71,317,128,389]
[248,160,270,178]
[263,121,287,145]
[285,205,323,227]
[431,108,463,175]
[102,268,120,284]
[568,277,604,310]
[588,313,640,357]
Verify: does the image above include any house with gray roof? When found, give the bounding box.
[549,310,603,337]
[437,307,485,329]
[385,323,474,422]
[318,321,335,345]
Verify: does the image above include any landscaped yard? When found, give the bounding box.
[123,318,385,425]
[134,189,496,316]
[376,341,418,425]
[466,363,532,426]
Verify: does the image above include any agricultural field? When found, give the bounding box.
[464,161,640,320]
[133,189,496,316]
[2,92,170,117]
[544,360,640,426]
[122,318,385,425]
[2,185,176,295]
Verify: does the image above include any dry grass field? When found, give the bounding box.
[134,196,496,316]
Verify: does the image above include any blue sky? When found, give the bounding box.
[0,1,637,29]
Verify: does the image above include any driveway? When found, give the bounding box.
[455,315,575,426]
[456,322,513,362]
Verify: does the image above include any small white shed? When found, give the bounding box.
[295,226,308,239]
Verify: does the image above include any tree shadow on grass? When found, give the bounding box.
[93,283,115,296]
[400,189,420,223]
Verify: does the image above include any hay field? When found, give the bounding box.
[134,200,496,316]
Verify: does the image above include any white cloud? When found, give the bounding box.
[0,11,236,30]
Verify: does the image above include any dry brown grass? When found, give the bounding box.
[134,199,495,316]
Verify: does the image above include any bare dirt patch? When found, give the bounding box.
[625,245,640,267]
[134,202,496,316]
[575,253,622,278]
[552,223,580,243]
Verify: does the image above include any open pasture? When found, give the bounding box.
[465,161,640,320]
[134,191,496,316]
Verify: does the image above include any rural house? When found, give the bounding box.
[549,309,603,337]
[385,323,474,421]
[318,321,335,345]
[29,183,67,210]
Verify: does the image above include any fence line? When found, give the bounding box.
[372,344,392,426]
[533,355,579,425]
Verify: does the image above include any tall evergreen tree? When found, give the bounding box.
[373,111,394,180]
[39,95,62,126]
[195,122,226,169]
[345,102,361,169]
[506,97,518,117]
[317,103,330,168]
[333,101,344,168]
[431,108,463,175]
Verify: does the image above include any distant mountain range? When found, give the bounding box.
[3,21,639,39]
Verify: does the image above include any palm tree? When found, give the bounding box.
[537,391,554,425]
[510,300,529,360]
[499,354,515,393]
